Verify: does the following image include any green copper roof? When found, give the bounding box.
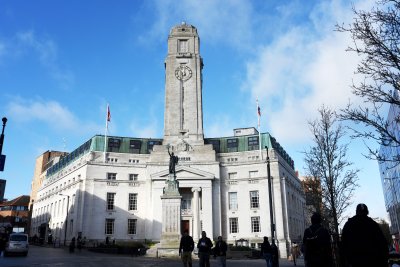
[46,133,294,178]
[204,133,294,169]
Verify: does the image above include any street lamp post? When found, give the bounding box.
[265,146,275,243]
[59,194,70,246]
[0,117,8,171]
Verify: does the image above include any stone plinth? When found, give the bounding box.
[160,174,181,253]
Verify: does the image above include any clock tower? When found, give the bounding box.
[163,22,204,146]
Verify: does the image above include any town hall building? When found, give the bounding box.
[29,23,306,258]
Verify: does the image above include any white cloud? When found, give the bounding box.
[242,0,373,144]
[6,99,101,135]
[138,0,253,49]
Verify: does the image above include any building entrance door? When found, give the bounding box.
[181,220,189,234]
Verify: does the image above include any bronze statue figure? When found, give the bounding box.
[168,146,179,175]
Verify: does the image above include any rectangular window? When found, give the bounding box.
[129,193,137,211]
[107,193,116,210]
[105,219,114,235]
[229,192,238,210]
[178,39,188,53]
[248,136,259,151]
[181,198,192,210]
[70,219,74,235]
[228,172,237,179]
[251,216,261,232]
[250,191,259,208]
[229,218,238,233]
[249,171,258,178]
[107,173,117,180]
[108,138,121,152]
[129,174,138,181]
[128,219,137,235]
[129,140,141,153]
[227,138,238,152]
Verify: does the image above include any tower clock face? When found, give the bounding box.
[175,65,192,81]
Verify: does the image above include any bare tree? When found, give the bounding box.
[337,0,400,166]
[303,106,359,236]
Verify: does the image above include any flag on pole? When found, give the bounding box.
[256,98,263,160]
[104,103,110,163]
[107,104,111,122]
[256,98,261,128]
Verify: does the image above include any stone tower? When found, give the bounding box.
[163,22,204,147]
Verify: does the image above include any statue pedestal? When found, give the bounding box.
[159,174,181,256]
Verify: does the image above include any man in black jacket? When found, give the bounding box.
[197,231,213,267]
[179,230,194,267]
[341,203,388,267]
[302,212,332,267]
[260,236,272,267]
[213,236,228,267]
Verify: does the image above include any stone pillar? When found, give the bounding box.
[160,174,182,249]
[191,187,201,241]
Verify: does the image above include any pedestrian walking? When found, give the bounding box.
[0,235,6,257]
[69,237,76,253]
[260,236,272,267]
[179,230,194,267]
[213,236,228,267]
[341,203,388,267]
[77,236,82,252]
[197,231,213,267]
[302,212,332,267]
[291,242,300,266]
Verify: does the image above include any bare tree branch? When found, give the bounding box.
[337,0,400,166]
[303,106,359,235]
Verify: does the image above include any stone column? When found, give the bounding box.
[191,187,201,241]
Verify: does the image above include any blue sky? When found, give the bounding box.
[0,0,386,223]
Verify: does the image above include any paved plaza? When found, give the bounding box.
[0,245,305,267]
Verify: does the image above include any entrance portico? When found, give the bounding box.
[150,166,216,241]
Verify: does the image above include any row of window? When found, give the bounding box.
[228,191,259,210]
[105,218,137,235]
[40,176,79,199]
[206,136,259,153]
[107,173,138,181]
[107,193,137,211]
[229,216,261,233]
[228,171,259,180]
[33,195,76,223]
[0,205,28,211]
[107,138,161,153]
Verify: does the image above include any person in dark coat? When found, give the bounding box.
[341,203,388,267]
[0,235,6,257]
[77,236,82,252]
[302,212,332,267]
[179,230,194,267]
[69,237,76,253]
[197,231,213,267]
[260,236,272,267]
[213,236,228,267]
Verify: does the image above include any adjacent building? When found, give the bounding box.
[30,23,306,258]
[379,90,400,237]
[0,195,30,233]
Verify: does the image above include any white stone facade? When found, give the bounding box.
[30,23,306,258]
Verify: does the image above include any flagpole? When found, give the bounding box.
[104,104,109,163]
[257,98,263,160]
